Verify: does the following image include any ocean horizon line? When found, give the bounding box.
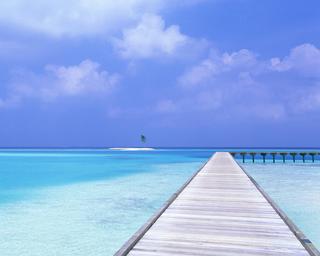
[1,146,320,150]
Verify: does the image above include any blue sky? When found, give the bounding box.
[0,0,320,147]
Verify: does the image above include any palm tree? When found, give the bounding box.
[140,134,146,143]
[240,152,246,163]
[249,152,256,163]
[290,152,297,163]
[300,152,307,163]
[260,152,267,163]
[279,152,287,163]
[309,152,317,163]
[270,152,277,163]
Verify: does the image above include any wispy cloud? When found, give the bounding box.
[0,40,27,59]
[0,60,119,108]
[157,43,320,120]
[156,99,178,113]
[178,49,262,88]
[292,83,320,112]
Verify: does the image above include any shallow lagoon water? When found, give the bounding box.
[1,149,320,255]
[0,149,212,255]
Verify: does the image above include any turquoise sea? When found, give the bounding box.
[0,149,319,255]
[0,149,213,256]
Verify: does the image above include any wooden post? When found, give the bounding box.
[309,152,316,163]
[261,153,267,163]
[280,152,287,163]
[250,152,256,163]
[300,152,307,163]
[240,152,246,163]
[290,152,297,163]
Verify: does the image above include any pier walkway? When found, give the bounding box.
[116,152,316,256]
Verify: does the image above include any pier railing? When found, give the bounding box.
[231,151,319,163]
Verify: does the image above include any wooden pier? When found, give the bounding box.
[231,151,319,163]
[115,152,319,256]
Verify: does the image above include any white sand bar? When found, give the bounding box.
[117,152,315,256]
[109,148,155,151]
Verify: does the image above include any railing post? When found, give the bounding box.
[290,152,297,163]
[250,152,256,163]
[310,153,316,163]
[261,153,267,163]
[280,152,287,163]
[300,153,306,163]
[240,152,246,163]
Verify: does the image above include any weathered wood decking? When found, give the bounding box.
[116,152,318,256]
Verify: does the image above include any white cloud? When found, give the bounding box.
[181,43,320,90]
[0,60,119,108]
[270,43,320,77]
[178,59,219,87]
[0,1,208,62]
[0,0,164,37]
[0,0,204,37]
[42,60,119,98]
[221,49,258,70]
[178,49,259,88]
[174,48,264,116]
[173,44,320,119]
[114,14,190,59]
[175,43,320,118]
[269,43,320,112]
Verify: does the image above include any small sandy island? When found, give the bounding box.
[109,147,155,151]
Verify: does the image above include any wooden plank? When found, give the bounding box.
[116,152,318,256]
[134,239,309,256]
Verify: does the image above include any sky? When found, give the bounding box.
[0,0,320,147]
